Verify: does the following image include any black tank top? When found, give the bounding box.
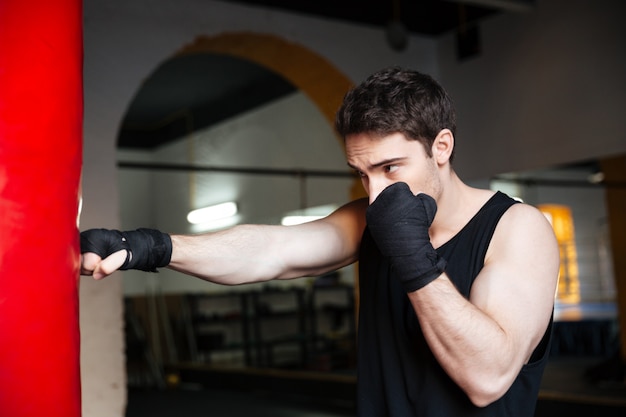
[356,191,552,417]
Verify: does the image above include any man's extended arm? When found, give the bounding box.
[81,198,367,283]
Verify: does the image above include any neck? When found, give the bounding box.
[430,170,494,248]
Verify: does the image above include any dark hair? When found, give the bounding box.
[335,67,456,161]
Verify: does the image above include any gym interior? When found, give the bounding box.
[2,1,625,416]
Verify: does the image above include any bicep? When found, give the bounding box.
[469,204,559,363]
[276,198,368,279]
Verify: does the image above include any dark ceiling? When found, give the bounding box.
[118,1,534,150]
[226,0,501,37]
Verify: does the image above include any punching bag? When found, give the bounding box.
[0,1,83,416]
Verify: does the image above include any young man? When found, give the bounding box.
[81,67,559,416]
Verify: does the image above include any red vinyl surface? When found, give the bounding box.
[0,1,83,415]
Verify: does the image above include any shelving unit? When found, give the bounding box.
[186,291,253,367]
[249,287,308,369]
[124,283,356,384]
[306,283,356,371]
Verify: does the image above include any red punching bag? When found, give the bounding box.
[0,1,83,416]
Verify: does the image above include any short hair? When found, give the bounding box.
[335,67,456,161]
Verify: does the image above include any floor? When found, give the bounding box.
[126,355,626,417]
[126,301,626,416]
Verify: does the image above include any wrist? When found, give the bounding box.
[395,253,447,292]
[388,241,447,292]
[121,228,172,272]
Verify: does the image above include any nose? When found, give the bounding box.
[368,190,379,206]
[366,178,392,205]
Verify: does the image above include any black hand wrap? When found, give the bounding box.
[366,182,447,292]
[80,228,172,272]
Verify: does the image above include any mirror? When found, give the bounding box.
[117,52,357,388]
[491,160,616,308]
[489,157,621,359]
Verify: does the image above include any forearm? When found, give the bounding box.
[167,224,290,285]
[408,276,519,407]
[80,199,365,282]
[167,219,359,284]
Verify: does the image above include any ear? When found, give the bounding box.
[432,129,454,165]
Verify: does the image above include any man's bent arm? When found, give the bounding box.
[408,204,559,407]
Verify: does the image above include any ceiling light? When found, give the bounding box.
[281,204,338,226]
[187,202,238,224]
[588,172,604,184]
[281,215,325,226]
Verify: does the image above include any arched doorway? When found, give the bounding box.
[176,32,353,130]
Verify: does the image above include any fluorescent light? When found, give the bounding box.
[281,204,338,226]
[187,202,238,224]
[281,215,325,226]
[588,172,604,184]
[190,215,240,233]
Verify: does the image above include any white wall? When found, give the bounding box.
[437,0,626,180]
[81,0,626,416]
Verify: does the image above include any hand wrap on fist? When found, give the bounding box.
[366,182,447,292]
[80,228,172,272]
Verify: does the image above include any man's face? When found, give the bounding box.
[345,132,441,205]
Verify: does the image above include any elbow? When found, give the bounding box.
[464,374,512,408]
[467,390,503,408]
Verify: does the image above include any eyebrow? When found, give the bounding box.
[347,157,408,171]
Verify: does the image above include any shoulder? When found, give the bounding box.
[326,198,368,231]
[474,200,559,315]
[322,198,367,222]
[341,197,369,213]
[320,197,368,242]
[488,201,559,266]
[499,202,553,233]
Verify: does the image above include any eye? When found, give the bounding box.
[384,165,399,174]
